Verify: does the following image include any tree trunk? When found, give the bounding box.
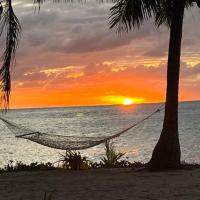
[147,0,185,170]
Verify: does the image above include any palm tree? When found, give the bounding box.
[110,0,200,170]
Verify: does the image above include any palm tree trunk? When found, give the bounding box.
[147,0,185,170]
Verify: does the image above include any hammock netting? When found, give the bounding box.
[0,105,163,150]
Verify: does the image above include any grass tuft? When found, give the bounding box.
[100,140,125,168]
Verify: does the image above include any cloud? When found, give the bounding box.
[5,1,200,105]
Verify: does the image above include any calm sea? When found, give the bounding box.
[0,102,199,167]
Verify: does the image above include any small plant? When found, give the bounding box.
[57,150,90,170]
[100,140,125,168]
[0,160,55,173]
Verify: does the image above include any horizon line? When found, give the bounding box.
[9,99,200,111]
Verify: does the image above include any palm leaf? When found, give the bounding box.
[109,0,160,32]
[0,0,21,110]
[109,0,196,32]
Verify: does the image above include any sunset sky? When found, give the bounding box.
[4,0,200,108]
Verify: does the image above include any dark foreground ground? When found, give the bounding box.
[0,168,200,200]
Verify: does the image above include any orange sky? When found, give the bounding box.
[6,1,200,108]
[10,57,200,108]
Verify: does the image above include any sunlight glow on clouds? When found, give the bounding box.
[6,0,200,108]
[40,66,84,76]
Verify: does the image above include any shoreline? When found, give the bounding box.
[1,168,200,200]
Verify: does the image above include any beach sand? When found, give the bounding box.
[0,168,200,200]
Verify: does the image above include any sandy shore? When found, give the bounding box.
[0,168,200,200]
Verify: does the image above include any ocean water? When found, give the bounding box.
[0,102,199,167]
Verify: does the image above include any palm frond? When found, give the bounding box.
[197,0,200,7]
[110,0,195,32]
[154,0,195,28]
[154,0,173,27]
[109,0,160,32]
[34,0,46,11]
[186,0,199,7]
[0,0,21,110]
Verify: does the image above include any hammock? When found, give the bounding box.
[0,105,163,150]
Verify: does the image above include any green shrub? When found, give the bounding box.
[57,150,90,170]
[0,160,55,173]
[100,140,125,167]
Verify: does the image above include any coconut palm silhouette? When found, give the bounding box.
[110,0,200,170]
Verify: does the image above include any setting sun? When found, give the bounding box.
[99,95,145,106]
[123,98,134,106]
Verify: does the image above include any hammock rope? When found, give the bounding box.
[0,104,164,150]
